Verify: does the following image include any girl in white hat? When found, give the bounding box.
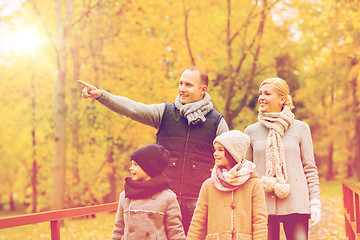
[187,130,268,240]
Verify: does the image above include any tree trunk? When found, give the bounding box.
[224,0,234,129]
[182,0,196,66]
[107,137,117,203]
[346,156,353,178]
[70,45,81,186]
[9,192,15,211]
[325,142,334,181]
[325,83,335,181]
[349,57,360,180]
[354,117,360,181]
[52,71,67,210]
[223,0,268,128]
[345,128,353,178]
[351,60,360,180]
[52,0,73,210]
[31,73,37,213]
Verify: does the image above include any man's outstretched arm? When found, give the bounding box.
[78,80,164,129]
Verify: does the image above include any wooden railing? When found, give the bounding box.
[0,202,118,240]
[343,179,360,240]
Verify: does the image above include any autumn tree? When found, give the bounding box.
[2,0,360,213]
[293,0,360,180]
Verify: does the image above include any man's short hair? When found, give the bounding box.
[186,66,209,86]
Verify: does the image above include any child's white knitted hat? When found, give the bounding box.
[213,130,250,162]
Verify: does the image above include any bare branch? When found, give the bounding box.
[182,0,196,66]
[232,0,268,116]
[71,0,103,28]
[231,0,280,44]
[31,0,58,52]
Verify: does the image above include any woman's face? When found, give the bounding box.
[213,142,233,170]
[258,83,285,113]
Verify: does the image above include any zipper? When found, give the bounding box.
[179,125,190,197]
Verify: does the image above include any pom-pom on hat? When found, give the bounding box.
[213,130,250,163]
[130,144,170,178]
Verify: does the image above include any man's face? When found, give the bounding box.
[178,70,207,104]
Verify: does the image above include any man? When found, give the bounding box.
[78,66,229,233]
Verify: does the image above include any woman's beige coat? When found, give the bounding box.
[245,120,321,215]
[187,173,268,240]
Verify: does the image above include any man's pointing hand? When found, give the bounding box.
[77,80,103,99]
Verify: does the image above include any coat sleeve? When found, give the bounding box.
[97,90,165,129]
[252,180,268,239]
[164,192,186,240]
[244,126,253,161]
[111,192,125,240]
[186,182,209,240]
[300,122,321,202]
[216,118,229,136]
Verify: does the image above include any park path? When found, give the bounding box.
[280,195,346,240]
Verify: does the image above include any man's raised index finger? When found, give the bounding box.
[77,80,94,89]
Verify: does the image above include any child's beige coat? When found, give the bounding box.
[187,173,268,240]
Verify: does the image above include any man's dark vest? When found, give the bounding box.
[156,103,223,199]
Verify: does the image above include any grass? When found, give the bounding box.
[0,212,116,240]
[319,179,343,196]
[319,177,360,196]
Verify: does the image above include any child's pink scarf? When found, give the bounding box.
[211,160,255,192]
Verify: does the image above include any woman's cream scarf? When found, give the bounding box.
[258,105,294,198]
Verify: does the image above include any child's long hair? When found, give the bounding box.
[224,149,238,168]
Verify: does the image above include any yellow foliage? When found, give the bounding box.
[1,0,360,210]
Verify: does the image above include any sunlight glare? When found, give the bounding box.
[14,29,40,53]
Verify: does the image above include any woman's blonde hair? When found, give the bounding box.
[260,77,295,110]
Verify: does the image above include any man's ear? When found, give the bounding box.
[201,85,208,96]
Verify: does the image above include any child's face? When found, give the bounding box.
[129,160,151,181]
[213,142,232,170]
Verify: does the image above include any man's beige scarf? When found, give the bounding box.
[174,93,213,125]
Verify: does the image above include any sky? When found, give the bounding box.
[0,0,41,65]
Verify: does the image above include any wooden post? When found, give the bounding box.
[50,220,61,240]
[343,184,350,238]
[356,193,360,236]
[343,180,360,240]
[347,187,355,240]
[349,188,355,222]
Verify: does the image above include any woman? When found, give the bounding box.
[244,78,321,240]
